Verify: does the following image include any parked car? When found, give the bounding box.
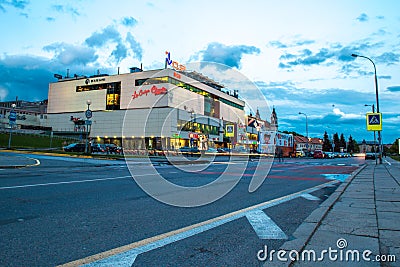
[365,152,376,160]
[91,143,105,153]
[296,150,305,157]
[179,146,200,153]
[63,143,86,152]
[324,152,335,159]
[103,144,122,154]
[313,150,324,159]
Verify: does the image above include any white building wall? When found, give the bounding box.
[168,86,204,114]
[219,102,245,123]
[48,80,107,113]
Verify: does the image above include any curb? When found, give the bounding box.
[0,155,41,169]
[277,164,367,267]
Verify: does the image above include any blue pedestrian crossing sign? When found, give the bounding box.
[8,110,17,124]
[366,112,382,131]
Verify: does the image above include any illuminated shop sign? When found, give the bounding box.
[132,85,167,99]
[165,51,186,71]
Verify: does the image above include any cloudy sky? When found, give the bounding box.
[1,0,399,144]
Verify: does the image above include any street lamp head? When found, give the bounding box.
[351,54,359,58]
[86,99,92,106]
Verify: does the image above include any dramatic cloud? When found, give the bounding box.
[387,86,400,92]
[279,48,333,68]
[121,16,138,27]
[0,54,116,101]
[111,43,128,63]
[252,80,400,141]
[0,0,29,12]
[269,41,287,48]
[43,42,98,65]
[356,13,369,22]
[0,55,55,101]
[85,25,143,63]
[85,25,122,48]
[376,52,400,65]
[197,42,260,68]
[51,4,80,17]
[268,39,315,49]
[126,32,143,61]
[278,40,386,71]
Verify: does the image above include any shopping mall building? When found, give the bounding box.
[47,67,250,151]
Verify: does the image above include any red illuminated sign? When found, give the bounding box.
[189,133,198,139]
[132,85,167,99]
[173,72,181,79]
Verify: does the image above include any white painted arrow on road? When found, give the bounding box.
[245,210,287,239]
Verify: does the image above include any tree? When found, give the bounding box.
[389,138,399,155]
[347,135,354,153]
[333,133,340,152]
[322,131,332,151]
[339,133,346,151]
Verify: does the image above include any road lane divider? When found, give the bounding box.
[0,175,149,190]
[58,180,339,267]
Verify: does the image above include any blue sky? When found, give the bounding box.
[0,0,399,144]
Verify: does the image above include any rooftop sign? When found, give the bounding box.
[165,51,186,71]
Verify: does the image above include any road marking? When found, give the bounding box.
[322,173,350,182]
[0,174,152,190]
[301,193,321,201]
[245,210,287,239]
[59,180,338,267]
[384,159,392,166]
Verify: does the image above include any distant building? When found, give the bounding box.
[47,67,246,150]
[0,100,49,131]
[358,139,379,153]
[294,136,323,152]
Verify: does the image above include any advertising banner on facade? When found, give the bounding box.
[275,132,294,147]
[259,131,276,154]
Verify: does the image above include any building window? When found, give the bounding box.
[106,82,121,110]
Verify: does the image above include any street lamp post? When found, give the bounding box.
[7,103,17,149]
[84,100,92,154]
[256,125,261,153]
[299,112,309,153]
[351,53,383,164]
[365,104,378,165]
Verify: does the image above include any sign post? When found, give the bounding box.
[8,107,17,149]
[84,100,92,154]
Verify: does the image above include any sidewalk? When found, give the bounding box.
[0,152,40,168]
[278,158,400,266]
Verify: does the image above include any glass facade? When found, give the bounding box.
[134,76,244,111]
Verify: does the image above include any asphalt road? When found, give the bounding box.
[0,154,365,266]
